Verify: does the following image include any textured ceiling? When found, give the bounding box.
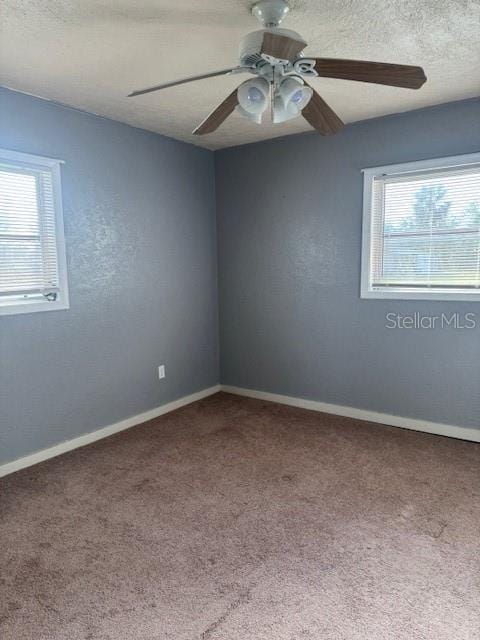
[1,1,479,150]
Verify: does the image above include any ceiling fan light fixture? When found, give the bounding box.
[273,76,313,123]
[236,77,270,123]
[235,104,263,124]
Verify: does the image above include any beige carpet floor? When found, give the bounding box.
[1,392,479,639]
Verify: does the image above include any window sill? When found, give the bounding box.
[0,297,70,316]
[361,287,480,302]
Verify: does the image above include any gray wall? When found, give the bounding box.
[0,88,219,464]
[1,91,479,468]
[216,99,480,429]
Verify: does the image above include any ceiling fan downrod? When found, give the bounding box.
[251,0,290,28]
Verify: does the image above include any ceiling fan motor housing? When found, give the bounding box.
[239,28,304,67]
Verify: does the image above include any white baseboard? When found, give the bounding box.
[2,383,477,479]
[221,385,480,443]
[0,385,221,478]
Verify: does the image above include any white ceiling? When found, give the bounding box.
[1,1,479,150]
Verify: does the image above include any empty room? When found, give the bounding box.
[1,1,479,638]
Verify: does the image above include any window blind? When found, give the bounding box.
[0,162,60,298]
[370,164,480,292]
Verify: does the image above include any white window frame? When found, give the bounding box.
[0,148,69,316]
[361,151,480,301]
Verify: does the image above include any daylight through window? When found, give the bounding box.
[361,154,480,300]
[0,149,69,315]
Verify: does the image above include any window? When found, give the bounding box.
[361,152,480,301]
[0,148,69,315]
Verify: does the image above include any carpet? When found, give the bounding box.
[1,392,479,639]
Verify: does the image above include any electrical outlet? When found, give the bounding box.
[158,365,166,380]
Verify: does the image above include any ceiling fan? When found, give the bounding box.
[128,0,427,137]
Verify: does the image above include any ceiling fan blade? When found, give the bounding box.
[312,58,427,89]
[302,85,344,136]
[261,32,307,62]
[193,89,239,135]
[128,68,244,97]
